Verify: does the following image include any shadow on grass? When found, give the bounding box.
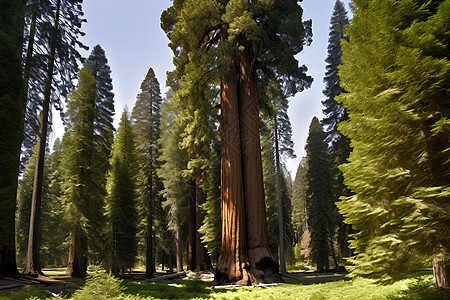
[387,275,450,300]
[123,278,217,299]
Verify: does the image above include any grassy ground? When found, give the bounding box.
[1,270,449,299]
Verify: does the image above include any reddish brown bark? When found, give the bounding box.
[433,259,450,289]
[66,224,87,278]
[175,216,183,272]
[188,183,196,270]
[214,50,249,284]
[238,48,279,283]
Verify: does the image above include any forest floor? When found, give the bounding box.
[1,268,449,299]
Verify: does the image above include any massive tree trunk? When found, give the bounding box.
[214,51,249,285]
[238,49,280,283]
[66,224,87,278]
[0,0,24,278]
[214,29,280,285]
[23,0,61,276]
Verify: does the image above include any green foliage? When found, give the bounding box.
[338,0,450,284]
[107,109,138,274]
[72,267,124,300]
[291,158,307,245]
[61,64,104,271]
[16,141,67,268]
[305,117,335,271]
[0,285,49,300]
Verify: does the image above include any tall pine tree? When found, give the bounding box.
[337,0,450,288]
[131,68,163,277]
[321,0,352,265]
[305,117,335,272]
[108,109,138,276]
[61,65,97,278]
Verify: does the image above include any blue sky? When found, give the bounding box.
[52,0,352,177]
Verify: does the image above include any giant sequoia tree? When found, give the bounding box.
[338,0,450,288]
[162,0,312,284]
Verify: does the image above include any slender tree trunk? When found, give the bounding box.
[188,182,196,270]
[175,216,183,272]
[194,187,212,271]
[66,224,87,278]
[238,49,280,283]
[23,0,61,276]
[146,176,155,278]
[0,0,25,278]
[274,115,286,274]
[21,0,37,112]
[214,46,249,284]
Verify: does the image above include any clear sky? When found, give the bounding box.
[52,0,352,177]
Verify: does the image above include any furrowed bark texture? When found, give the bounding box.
[214,38,280,285]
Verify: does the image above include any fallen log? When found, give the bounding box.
[145,271,187,282]
[0,283,23,291]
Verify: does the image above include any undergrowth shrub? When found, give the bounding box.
[72,266,124,300]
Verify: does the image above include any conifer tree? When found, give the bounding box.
[305,117,335,272]
[321,0,352,262]
[61,65,97,277]
[338,0,450,287]
[162,0,312,284]
[24,0,86,275]
[158,98,190,273]
[0,0,25,277]
[108,110,138,276]
[84,44,115,262]
[131,68,162,277]
[291,158,308,245]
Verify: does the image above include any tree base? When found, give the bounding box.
[433,259,450,289]
[213,249,283,286]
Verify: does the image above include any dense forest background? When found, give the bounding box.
[0,0,448,290]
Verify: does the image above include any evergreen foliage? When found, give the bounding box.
[61,65,99,277]
[305,117,335,272]
[321,0,352,264]
[107,109,138,275]
[20,0,86,171]
[337,0,450,286]
[131,68,163,275]
[291,157,307,245]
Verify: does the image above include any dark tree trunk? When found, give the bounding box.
[188,182,196,270]
[194,187,212,271]
[274,115,286,274]
[23,0,61,276]
[214,48,249,285]
[175,216,183,272]
[146,176,155,278]
[0,0,24,278]
[66,224,87,278]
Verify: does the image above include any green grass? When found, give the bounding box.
[1,271,449,299]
